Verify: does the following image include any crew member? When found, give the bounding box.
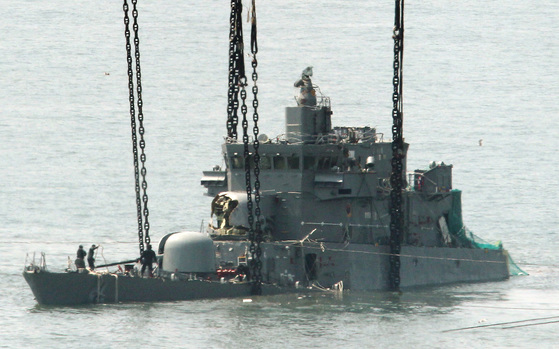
[141,244,157,277]
[75,245,86,269]
[87,244,98,270]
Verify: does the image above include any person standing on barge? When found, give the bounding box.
[75,245,86,269]
[87,244,98,270]
[140,244,157,277]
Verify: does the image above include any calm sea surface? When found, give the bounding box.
[1,1,558,348]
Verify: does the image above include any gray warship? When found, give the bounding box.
[23,1,517,305]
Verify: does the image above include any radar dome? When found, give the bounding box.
[161,232,216,273]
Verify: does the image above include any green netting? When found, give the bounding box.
[447,190,527,276]
[506,253,529,276]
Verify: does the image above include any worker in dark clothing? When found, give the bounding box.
[75,245,86,269]
[141,244,157,277]
[87,244,98,270]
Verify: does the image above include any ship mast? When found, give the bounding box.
[389,0,405,291]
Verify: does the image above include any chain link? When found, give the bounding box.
[123,0,144,254]
[227,0,245,140]
[389,0,405,291]
[226,0,263,295]
[240,73,258,293]
[123,0,150,255]
[249,0,263,295]
[131,0,151,247]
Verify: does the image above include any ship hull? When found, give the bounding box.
[24,242,509,305]
[217,241,510,290]
[23,270,275,305]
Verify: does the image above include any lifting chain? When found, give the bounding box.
[249,0,263,296]
[389,0,405,291]
[227,0,263,295]
[227,0,245,140]
[123,0,150,255]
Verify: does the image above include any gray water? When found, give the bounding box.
[2,1,558,348]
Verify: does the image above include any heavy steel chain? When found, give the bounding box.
[131,0,151,248]
[123,0,144,254]
[123,0,150,255]
[241,78,254,262]
[249,0,263,295]
[227,0,245,140]
[241,72,258,293]
[226,0,263,295]
[389,0,405,291]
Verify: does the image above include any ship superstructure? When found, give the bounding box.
[198,81,508,290]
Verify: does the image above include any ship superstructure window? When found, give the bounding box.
[287,156,300,170]
[231,155,244,169]
[318,156,337,170]
[304,156,316,170]
[260,155,272,170]
[317,157,330,170]
[273,155,286,170]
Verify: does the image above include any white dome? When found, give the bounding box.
[161,231,216,273]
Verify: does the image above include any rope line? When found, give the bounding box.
[503,319,559,329]
[268,240,509,265]
[459,305,559,311]
[443,315,559,332]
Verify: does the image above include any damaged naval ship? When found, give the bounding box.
[23,0,516,305]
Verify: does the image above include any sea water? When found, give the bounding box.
[1,1,558,347]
